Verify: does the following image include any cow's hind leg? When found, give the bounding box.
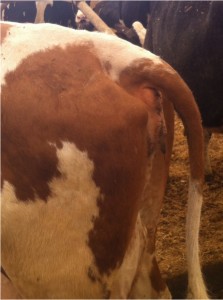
[129,250,171,299]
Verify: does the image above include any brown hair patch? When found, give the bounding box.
[1,23,13,45]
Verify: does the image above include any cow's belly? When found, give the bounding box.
[1,141,146,299]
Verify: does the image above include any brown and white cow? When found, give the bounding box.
[1,21,208,299]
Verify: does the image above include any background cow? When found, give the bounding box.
[1,0,78,27]
[1,1,146,45]
[1,1,36,22]
[75,1,147,46]
[39,0,77,27]
[143,1,223,175]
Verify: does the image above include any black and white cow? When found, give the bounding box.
[1,1,37,22]
[42,0,77,28]
[1,0,77,28]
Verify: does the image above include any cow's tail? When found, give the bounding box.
[131,58,208,299]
